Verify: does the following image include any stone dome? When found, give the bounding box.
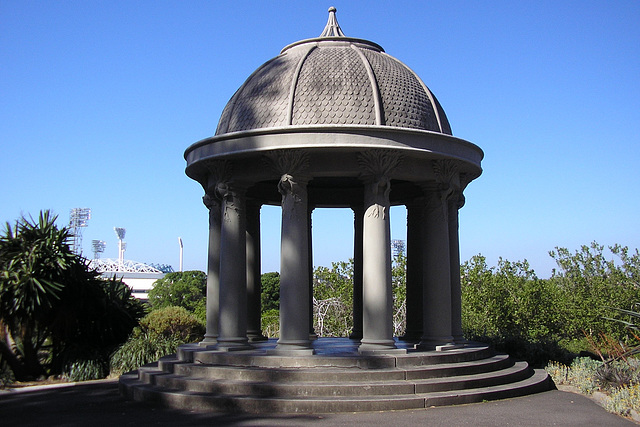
[215,7,452,136]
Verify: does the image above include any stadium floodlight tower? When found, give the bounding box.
[92,240,106,259]
[391,239,406,257]
[114,227,126,264]
[69,208,91,255]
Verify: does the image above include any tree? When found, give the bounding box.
[461,255,561,342]
[391,251,407,336]
[260,272,280,313]
[0,211,144,380]
[0,211,72,379]
[313,260,353,337]
[550,242,640,341]
[147,271,207,322]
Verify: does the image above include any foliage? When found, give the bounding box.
[606,383,640,416]
[139,306,204,342]
[547,356,640,416]
[110,329,183,375]
[147,271,206,322]
[0,211,144,381]
[603,306,640,359]
[109,306,204,375]
[0,211,73,379]
[261,309,280,338]
[550,242,640,341]
[461,255,561,342]
[548,357,604,394]
[260,272,280,313]
[62,357,109,382]
[391,252,407,336]
[313,260,354,337]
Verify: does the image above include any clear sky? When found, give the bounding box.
[2,1,639,278]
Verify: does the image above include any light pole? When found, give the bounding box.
[114,227,126,264]
[178,237,183,272]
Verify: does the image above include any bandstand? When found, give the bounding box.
[121,8,552,412]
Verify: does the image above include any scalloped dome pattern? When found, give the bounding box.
[292,47,375,126]
[215,16,452,136]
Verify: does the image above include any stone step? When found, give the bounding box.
[163,353,512,384]
[120,342,555,414]
[187,343,495,369]
[404,353,513,379]
[144,360,532,397]
[421,369,554,407]
[121,369,553,414]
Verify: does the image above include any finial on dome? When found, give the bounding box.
[320,6,345,37]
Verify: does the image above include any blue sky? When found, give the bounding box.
[2,1,639,278]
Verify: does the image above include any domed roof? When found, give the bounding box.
[215,7,452,136]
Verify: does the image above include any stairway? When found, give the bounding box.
[119,338,554,413]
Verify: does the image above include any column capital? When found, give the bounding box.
[264,150,311,180]
[357,149,402,184]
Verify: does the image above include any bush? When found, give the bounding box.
[461,256,561,342]
[261,309,280,338]
[261,272,280,313]
[550,243,640,341]
[314,261,354,337]
[606,383,640,416]
[62,358,109,382]
[110,330,183,375]
[109,306,204,375]
[147,271,206,322]
[0,360,14,388]
[139,306,204,342]
[0,211,144,381]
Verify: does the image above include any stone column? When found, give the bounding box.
[308,206,317,340]
[200,192,221,346]
[216,182,251,350]
[418,186,455,350]
[402,200,423,342]
[449,192,466,344]
[273,174,313,355]
[358,176,403,354]
[349,205,364,340]
[246,200,266,342]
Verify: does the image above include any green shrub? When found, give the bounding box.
[261,272,280,313]
[110,329,183,375]
[550,243,640,341]
[140,306,204,342]
[62,358,109,382]
[261,309,280,338]
[606,383,640,416]
[569,357,603,394]
[147,271,206,322]
[109,306,205,376]
[546,357,603,394]
[0,360,14,388]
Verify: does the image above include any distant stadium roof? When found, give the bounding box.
[88,258,163,274]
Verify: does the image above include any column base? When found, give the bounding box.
[247,332,268,342]
[453,335,469,345]
[268,339,314,356]
[399,330,422,343]
[199,335,218,347]
[348,330,363,340]
[358,339,406,355]
[216,337,253,351]
[416,336,457,351]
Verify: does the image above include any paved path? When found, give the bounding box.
[0,379,635,426]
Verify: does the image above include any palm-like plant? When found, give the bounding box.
[0,211,73,379]
[0,211,144,381]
